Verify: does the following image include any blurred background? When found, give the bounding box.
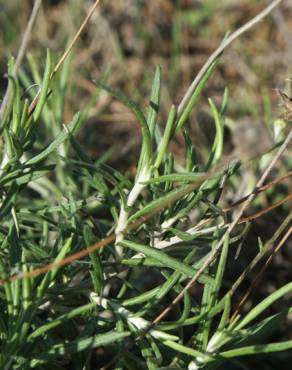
[1,0,292,167]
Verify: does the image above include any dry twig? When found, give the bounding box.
[27,0,101,115]
[178,0,283,116]
[231,224,292,321]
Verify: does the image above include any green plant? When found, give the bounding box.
[0,1,291,369]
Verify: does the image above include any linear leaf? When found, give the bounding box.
[175,59,218,132]
[97,82,151,166]
[235,282,292,330]
[220,340,292,358]
[35,331,131,360]
[119,239,213,285]
[26,112,80,165]
[147,65,161,137]
[33,49,52,122]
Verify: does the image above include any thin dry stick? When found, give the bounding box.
[1,233,116,284]
[155,190,291,250]
[0,0,42,119]
[238,192,292,224]
[228,211,292,298]
[158,186,291,249]
[152,128,292,326]
[200,212,292,332]
[50,0,101,78]
[231,225,292,321]
[223,170,292,212]
[178,0,283,116]
[28,0,101,115]
[185,171,292,236]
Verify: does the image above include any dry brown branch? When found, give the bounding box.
[223,171,292,212]
[231,224,292,321]
[227,211,292,299]
[238,193,292,224]
[28,0,101,115]
[178,0,283,117]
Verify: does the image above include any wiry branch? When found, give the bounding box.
[178,0,283,116]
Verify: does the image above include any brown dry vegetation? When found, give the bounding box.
[1,1,292,163]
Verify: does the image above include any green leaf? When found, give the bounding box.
[28,302,96,340]
[33,49,52,122]
[142,172,206,185]
[175,59,218,132]
[119,239,213,285]
[235,282,292,330]
[154,105,177,169]
[163,340,213,361]
[26,112,80,165]
[0,58,16,131]
[206,97,224,168]
[0,257,13,316]
[127,181,204,224]
[183,130,197,172]
[235,308,291,348]
[97,82,151,167]
[212,233,229,303]
[11,71,21,134]
[35,331,131,360]
[0,183,18,219]
[36,237,73,300]
[83,224,103,295]
[0,164,55,188]
[219,340,292,358]
[147,65,161,137]
[220,87,229,116]
[15,165,54,186]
